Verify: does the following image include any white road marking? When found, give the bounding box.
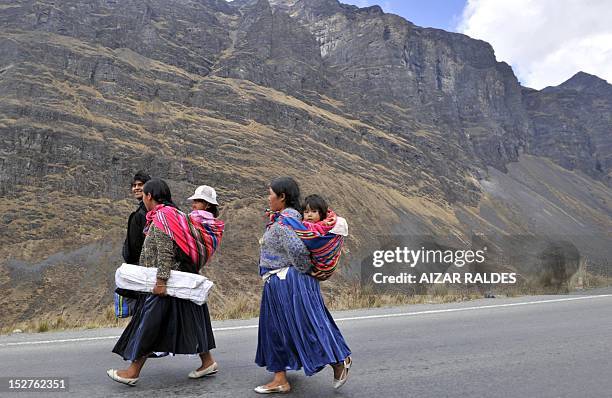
[334,294,612,321]
[1,294,610,347]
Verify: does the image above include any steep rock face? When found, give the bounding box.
[264,0,531,174]
[0,0,233,75]
[213,0,331,95]
[0,0,490,207]
[523,72,612,186]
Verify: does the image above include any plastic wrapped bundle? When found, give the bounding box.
[115,263,214,305]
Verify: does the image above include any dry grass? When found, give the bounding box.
[3,272,609,335]
[0,283,452,334]
[486,269,610,297]
[1,305,130,335]
[324,281,483,310]
[210,295,260,321]
[0,283,480,335]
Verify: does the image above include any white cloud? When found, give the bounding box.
[457,0,612,89]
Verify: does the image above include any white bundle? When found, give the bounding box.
[115,263,214,305]
[330,216,349,236]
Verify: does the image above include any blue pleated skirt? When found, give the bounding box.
[255,267,351,376]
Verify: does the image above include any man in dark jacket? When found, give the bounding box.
[122,171,151,264]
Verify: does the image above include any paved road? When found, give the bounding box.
[1,291,611,398]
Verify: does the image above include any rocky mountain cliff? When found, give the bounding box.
[0,0,610,328]
[523,72,611,186]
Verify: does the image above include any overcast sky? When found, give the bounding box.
[345,0,612,89]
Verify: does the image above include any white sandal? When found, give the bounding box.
[188,362,218,379]
[106,369,139,386]
[333,356,352,389]
[254,383,291,394]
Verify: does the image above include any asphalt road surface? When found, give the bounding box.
[1,290,611,398]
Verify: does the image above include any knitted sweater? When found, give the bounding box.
[138,224,189,280]
[259,208,311,273]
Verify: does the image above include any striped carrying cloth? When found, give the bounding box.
[145,204,224,273]
[271,209,346,281]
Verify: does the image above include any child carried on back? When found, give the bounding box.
[265,194,348,280]
[302,194,348,237]
[299,194,348,280]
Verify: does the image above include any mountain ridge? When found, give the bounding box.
[0,0,610,328]
[550,71,611,93]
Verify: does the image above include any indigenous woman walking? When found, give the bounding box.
[254,177,352,394]
[107,178,224,386]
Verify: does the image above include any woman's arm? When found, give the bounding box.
[148,226,174,295]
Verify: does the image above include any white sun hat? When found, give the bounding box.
[187,185,219,205]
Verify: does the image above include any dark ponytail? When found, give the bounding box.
[206,203,220,218]
[143,178,176,208]
[270,176,302,212]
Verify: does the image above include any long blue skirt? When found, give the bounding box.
[255,267,351,376]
